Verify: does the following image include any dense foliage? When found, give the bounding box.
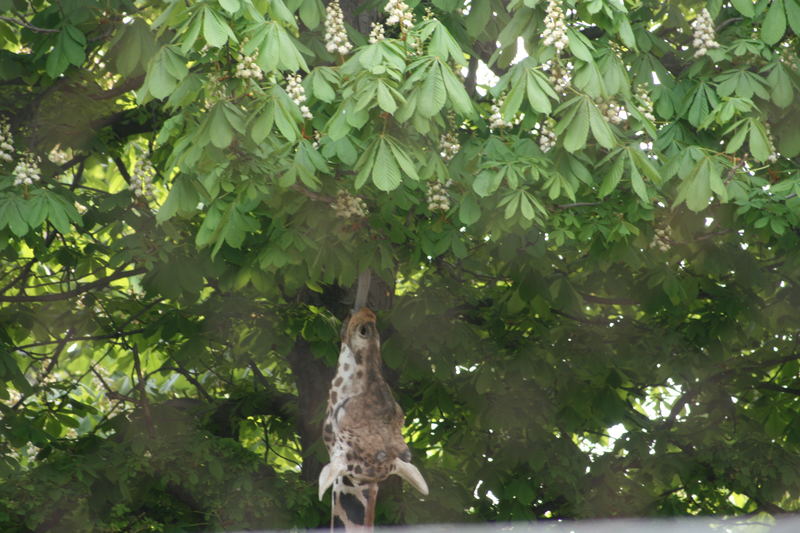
[1,0,800,530]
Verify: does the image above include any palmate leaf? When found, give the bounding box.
[588,103,616,149]
[761,0,786,45]
[788,0,800,33]
[766,62,794,108]
[139,46,187,102]
[731,0,755,17]
[417,66,446,117]
[599,152,625,197]
[373,140,402,191]
[748,119,772,162]
[248,22,308,72]
[563,99,590,152]
[439,61,475,116]
[203,7,233,48]
[673,155,725,212]
[427,20,467,65]
[629,157,648,202]
[458,193,481,225]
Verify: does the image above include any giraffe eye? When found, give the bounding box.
[359,324,369,337]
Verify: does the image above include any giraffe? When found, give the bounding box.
[318,307,428,530]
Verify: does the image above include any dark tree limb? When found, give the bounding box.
[0,15,58,33]
[0,266,146,302]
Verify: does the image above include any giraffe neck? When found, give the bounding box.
[331,339,378,400]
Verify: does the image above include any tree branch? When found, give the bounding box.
[579,292,638,306]
[0,266,146,302]
[0,15,58,33]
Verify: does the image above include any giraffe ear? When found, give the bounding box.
[318,457,346,501]
[393,458,429,496]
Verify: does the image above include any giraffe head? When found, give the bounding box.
[342,307,380,355]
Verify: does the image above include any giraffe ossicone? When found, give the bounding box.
[319,308,428,529]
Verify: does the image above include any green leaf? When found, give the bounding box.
[761,0,786,45]
[203,7,230,48]
[44,191,81,234]
[459,193,481,225]
[787,0,800,34]
[629,147,662,185]
[525,70,555,113]
[275,23,308,71]
[417,66,446,117]
[274,98,299,142]
[617,16,636,49]
[219,0,240,14]
[563,100,590,152]
[629,156,648,202]
[373,140,402,191]
[588,104,616,149]
[157,175,200,223]
[503,191,521,219]
[465,0,491,36]
[767,63,793,107]
[428,21,466,65]
[142,47,181,100]
[62,30,86,67]
[731,0,755,17]
[519,193,535,220]
[387,139,419,180]
[566,28,594,61]
[676,158,714,212]
[0,196,27,237]
[250,105,274,144]
[473,170,503,197]
[376,82,397,114]
[24,193,49,229]
[599,154,625,197]
[726,120,748,153]
[45,43,69,78]
[749,119,772,162]
[440,63,474,116]
[310,67,338,103]
[180,13,203,54]
[299,0,324,29]
[209,103,234,148]
[687,83,714,128]
[268,0,298,28]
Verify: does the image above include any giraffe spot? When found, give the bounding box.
[324,434,332,443]
[354,465,362,474]
[342,477,354,487]
[346,452,353,461]
[355,353,363,365]
[343,363,350,371]
[324,423,332,434]
[367,467,376,477]
[347,464,354,471]
[330,391,338,403]
[356,370,363,379]
[334,376,343,386]
[339,492,364,525]
[362,488,371,500]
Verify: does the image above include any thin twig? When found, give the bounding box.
[0,266,146,302]
[132,345,154,436]
[0,15,58,33]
